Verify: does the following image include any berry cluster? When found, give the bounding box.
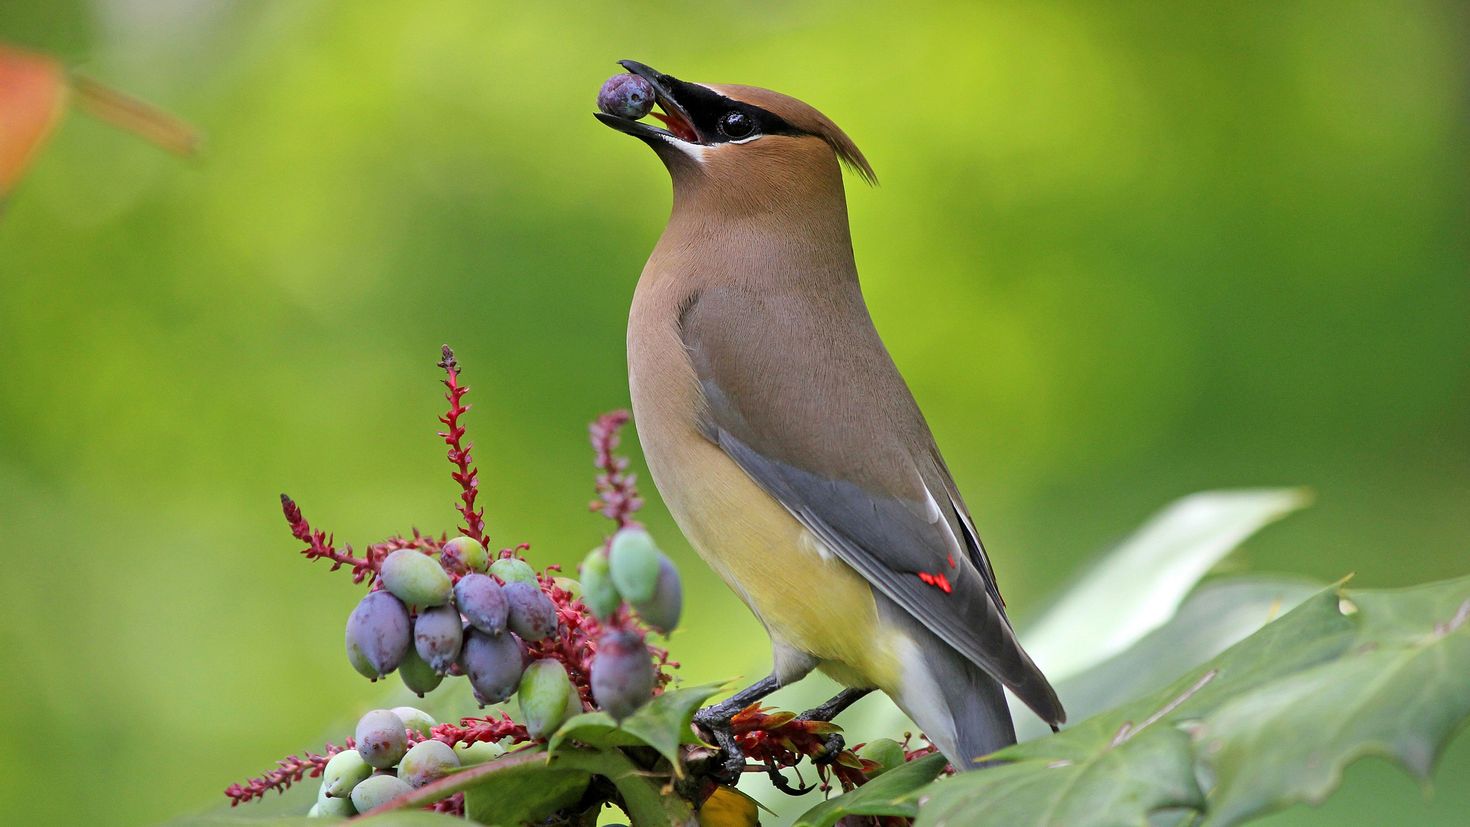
[341,527,683,721]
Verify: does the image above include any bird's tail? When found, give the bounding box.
[877,594,1017,769]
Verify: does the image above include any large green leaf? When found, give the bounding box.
[792,753,948,827]
[459,753,589,827]
[917,726,1203,827]
[910,575,1470,826]
[1023,488,1309,681]
[1198,578,1470,826]
[1018,574,1323,740]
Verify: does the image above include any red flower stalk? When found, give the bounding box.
[431,712,530,748]
[589,410,642,529]
[438,345,487,547]
[526,573,605,707]
[224,742,347,806]
[280,494,378,584]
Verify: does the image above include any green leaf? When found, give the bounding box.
[793,753,948,827]
[551,746,697,827]
[916,726,1203,827]
[909,575,1470,826]
[460,753,589,827]
[1197,577,1470,826]
[1023,488,1309,681]
[546,710,644,752]
[1029,585,1355,759]
[1020,573,1323,739]
[549,681,726,770]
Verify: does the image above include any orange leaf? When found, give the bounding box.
[0,45,68,197]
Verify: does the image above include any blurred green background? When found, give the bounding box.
[1,1,1466,824]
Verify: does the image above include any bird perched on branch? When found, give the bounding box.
[597,60,1064,774]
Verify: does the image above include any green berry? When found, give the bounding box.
[321,749,372,798]
[489,557,537,585]
[398,739,460,788]
[354,709,408,769]
[441,535,489,574]
[518,659,575,739]
[309,792,356,817]
[350,773,411,812]
[631,554,682,634]
[380,549,453,607]
[454,740,504,765]
[391,706,437,738]
[578,549,620,620]
[858,738,907,775]
[609,528,662,605]
[398,645,444,697]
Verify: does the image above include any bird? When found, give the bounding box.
[596,60,1065,773]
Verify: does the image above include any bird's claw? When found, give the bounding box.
[692,708,747,785]
[765,760,815,795]
[810,732,846,765]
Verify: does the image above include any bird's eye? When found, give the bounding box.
[719,111,755,139]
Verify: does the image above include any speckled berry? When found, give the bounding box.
[354,709,409,769]
[597,73,655,120]
[440,535,489,574]
[398,739,460,788]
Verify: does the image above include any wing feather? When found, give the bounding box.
[683,286,1065,725]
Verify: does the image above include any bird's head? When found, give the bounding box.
[597,60,875,216]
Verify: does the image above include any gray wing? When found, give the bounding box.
[681,285,1065,726]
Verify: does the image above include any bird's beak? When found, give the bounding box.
[595,60,705,146]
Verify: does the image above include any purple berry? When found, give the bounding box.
[460,629,525,705]
[455,573,508,635]
[504,581,559,642]
[345,591,411,679]
[590,629,656,721]
[414,603,464,675]
[597,73,655,120]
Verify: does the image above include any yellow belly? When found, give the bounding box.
[628,297,900,690]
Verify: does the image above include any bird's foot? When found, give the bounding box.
[809,732,846,765]
[692,706,748,785]
[795,687,869,764]
[765,760,815,795]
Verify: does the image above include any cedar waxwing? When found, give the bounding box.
[597,60,1065,771]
